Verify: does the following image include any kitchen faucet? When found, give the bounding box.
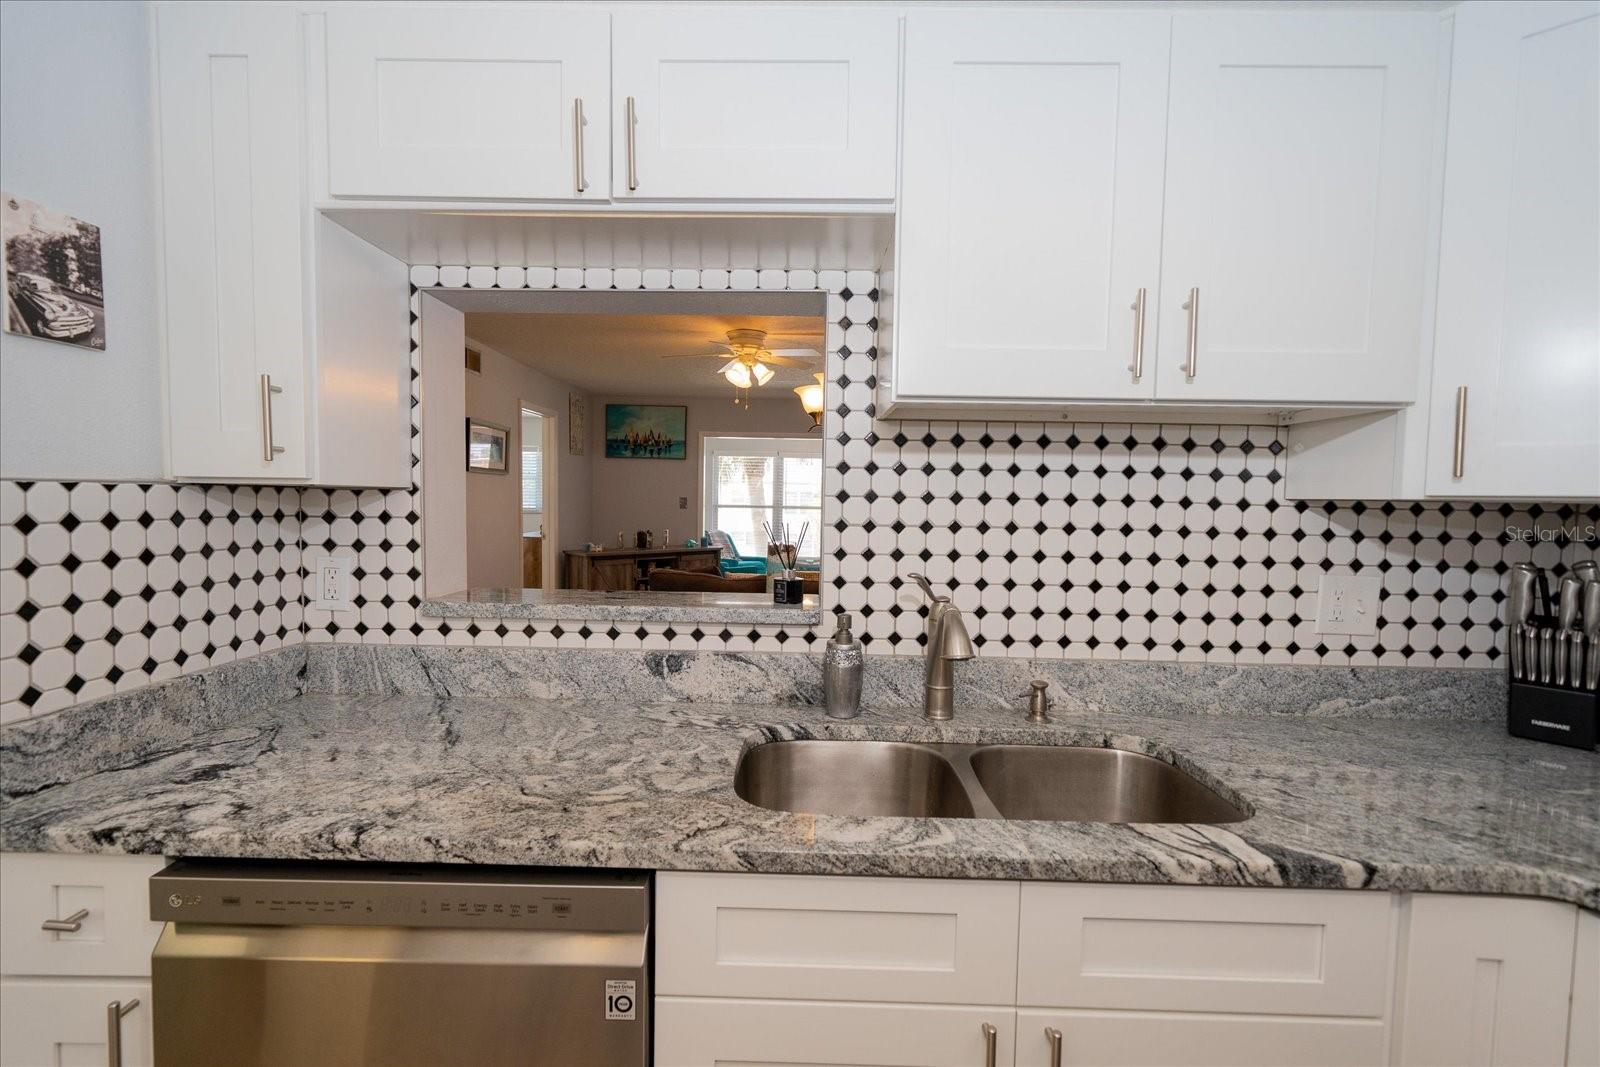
[907,573,975,720]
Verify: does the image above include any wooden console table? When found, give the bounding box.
[563,545,723,591]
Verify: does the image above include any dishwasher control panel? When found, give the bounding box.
[150,859,650,932]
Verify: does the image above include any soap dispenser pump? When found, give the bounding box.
[823,613,864,719]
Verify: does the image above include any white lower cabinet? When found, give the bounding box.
[656,998,1014,1067]
[0,854,165,1067]
[1395,894,1578,1067]
[656,873,1590,1067]
[0,978,152,1067]
[1014,1009,1386,1067]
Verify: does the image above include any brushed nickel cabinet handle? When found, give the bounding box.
[1130,288,1147,381]
[260,373,285,463]
[573,98,588,194]
[107,999,139,1067]
[1182,287,1200,380]
[981,1022,997,1067]
[41,907,89,932]
[1047,1027,1064,1067]
[625,95,638,192]
[1452,385,1468,479]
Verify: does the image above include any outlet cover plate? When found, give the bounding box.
[1315,573,1382,636]
[311,553,355,612]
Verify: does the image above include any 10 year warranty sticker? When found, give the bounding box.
[605,979,636,1021]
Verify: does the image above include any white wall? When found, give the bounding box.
[0,1,164,480]
[589,394,818,545]
[464,337,591,589]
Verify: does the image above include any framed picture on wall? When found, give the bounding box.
[466,418,509,472]
[604,404,687,459]
[568,392,586,455]
[2,191,106,350]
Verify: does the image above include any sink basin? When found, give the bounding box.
[734,740,977,818]
[733,740,1247,824]
[968,745,1247,823]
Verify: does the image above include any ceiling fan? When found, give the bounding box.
[662,328,821,391]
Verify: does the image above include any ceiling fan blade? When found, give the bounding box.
[757,354,813,368]
[768,347,822,358]
[659,351,725,359]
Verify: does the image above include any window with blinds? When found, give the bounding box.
[521,445,543,511]
[703,436,822,559]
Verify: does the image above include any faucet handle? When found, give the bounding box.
[1026,680,1052,724]
[906,572,945,603]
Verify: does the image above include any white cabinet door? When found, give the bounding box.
[0,853,166,979]
[894,11,1171,403]
[324,7,609,200]
[156,3,309,481]
[656,998,1015,1067]
[656,871,1019,1005]
[1424,2,1600,499]
[1571,910,1600,1067]
[612,9,898,201]
[1157,11,1439,405]
[1396,895,1577,1067]
[1016,884,1392,1018]
[0,978,152,1067]
[1014,1008,1386,1067]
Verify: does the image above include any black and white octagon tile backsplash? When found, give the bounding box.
[2,263,1598,720]
[0,482,303,718]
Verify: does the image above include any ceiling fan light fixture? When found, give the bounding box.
[750,362,774,386]
[722,360,753,389]
[794,372,825,428]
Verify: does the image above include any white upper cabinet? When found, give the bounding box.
[1424,1,1600,499]
[1156,11,1439,405]
[156,3,310,481]
[894,11,1172,403]
[611,8,898,201]
[156,3,412,487]
[324,7,609,200]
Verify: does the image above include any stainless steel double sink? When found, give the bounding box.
[734,740,1249,824]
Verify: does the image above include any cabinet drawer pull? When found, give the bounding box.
[260,373,285,463]
[625,95,639,192]
[107,998,139,1067]
[1130,288,1147,381]
[981,1021,997,1067]
[1046,1026,1063,1067]
[41,907,89,932]
[573,98,588,194]
[1452,385,1468,479]
[1182,287,1200,380]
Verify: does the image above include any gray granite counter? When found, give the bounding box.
[2,649,1596,910]
[421,587,822,625]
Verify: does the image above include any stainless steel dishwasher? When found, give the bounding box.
[148,859,650,1067]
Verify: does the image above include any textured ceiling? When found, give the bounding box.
[464,312,825,397]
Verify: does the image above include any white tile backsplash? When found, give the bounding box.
[2,265,1596,720]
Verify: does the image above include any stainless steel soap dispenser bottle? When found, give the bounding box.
[823,613,864,719]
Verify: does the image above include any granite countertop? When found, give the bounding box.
[3,682,1597,910]
[421,587,822,624]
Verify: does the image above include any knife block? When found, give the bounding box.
[1507,679,1598,750]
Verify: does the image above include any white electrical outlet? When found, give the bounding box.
[311,553,355,612]
[1314,573,1382,636]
